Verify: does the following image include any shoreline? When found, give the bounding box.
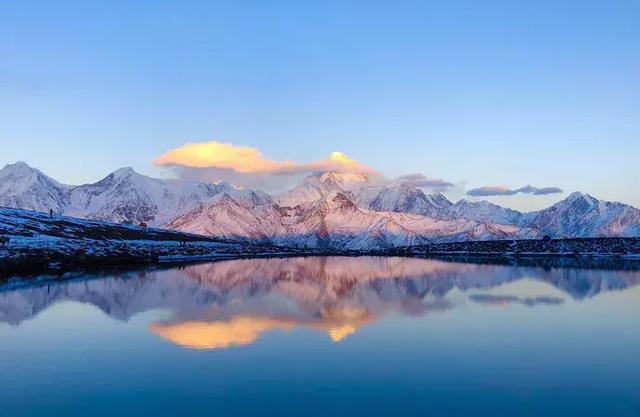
[2,243,640,279]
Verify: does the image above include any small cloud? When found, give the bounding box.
[467,186,518,196]
[467,184,563,197]
[518,185,563,195]
[396,173,453,189]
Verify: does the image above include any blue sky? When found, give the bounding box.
[1,0,639,210]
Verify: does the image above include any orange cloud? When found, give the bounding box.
[149,308,377,350]
[150,316,296,350]
[154,141,376,175]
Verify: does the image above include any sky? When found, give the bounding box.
[1,0,639,211]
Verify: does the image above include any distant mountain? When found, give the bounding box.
[167,189,284,242]
[67,167,227,225]
[276,171,370,207]
[445,199,523,225]
[1,162,639,247]
[278,192,429,249]
[169,189,535,249]
[522,192,640,238]
[355,184,453,218]
[0,162,231,225]
[170,190,429,249]
[277,172,453,219]
[0,162,70,213]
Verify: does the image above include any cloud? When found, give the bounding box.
[396,173,453,189]
[156,141,561,200]
[467,184,563,197]
[154,141,383,190]
[150,308,377,350]
[150,317,295,350]
[154,141,376,175]
[467,186,518,196]
[517,185,564,195]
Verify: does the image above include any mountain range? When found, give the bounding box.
[1,161,639,249]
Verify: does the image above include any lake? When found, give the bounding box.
[1,256,639,417]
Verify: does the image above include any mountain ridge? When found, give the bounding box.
[1,162,639,248]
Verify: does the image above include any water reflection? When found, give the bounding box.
[1,256,639,350]
[468,294,565,306]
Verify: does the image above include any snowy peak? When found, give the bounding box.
[524,192,640,238]
[111,166,138,178]
[0,162,65,187]
[92,166,162,188]
[563,192,599,211]
[0,162,69,213]
[447,199,523,225]
[277,171,371,207]
[315,171,370,189]
[354,183,452,218]
[279,170,454,218]
[0,161,36,178]
[68,168,231,225]
[0,163,231,225]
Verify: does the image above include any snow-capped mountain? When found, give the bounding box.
[276,171,370,207]
[169,189,535,249]
[67,167,227,225]
[1,162,639,247]
[522,192,640,238]
[279,192,430,249]
[167,175,640,246]
[277,171,453,219]
[445,199,523,225]
[169,190,429,249]
[355,185,453,218]
[0,162,232,225]
[0,162,70,213]
[167,189,285,242]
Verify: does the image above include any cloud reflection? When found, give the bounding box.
[468,294,564,307]
[0,257,638,350]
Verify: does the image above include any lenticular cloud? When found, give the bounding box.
[467,185,563,197]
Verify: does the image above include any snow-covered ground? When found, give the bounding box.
[0,207,301,274]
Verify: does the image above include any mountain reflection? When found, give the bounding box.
[1,257,639,350]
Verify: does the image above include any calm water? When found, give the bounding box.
[1,256,639,417]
